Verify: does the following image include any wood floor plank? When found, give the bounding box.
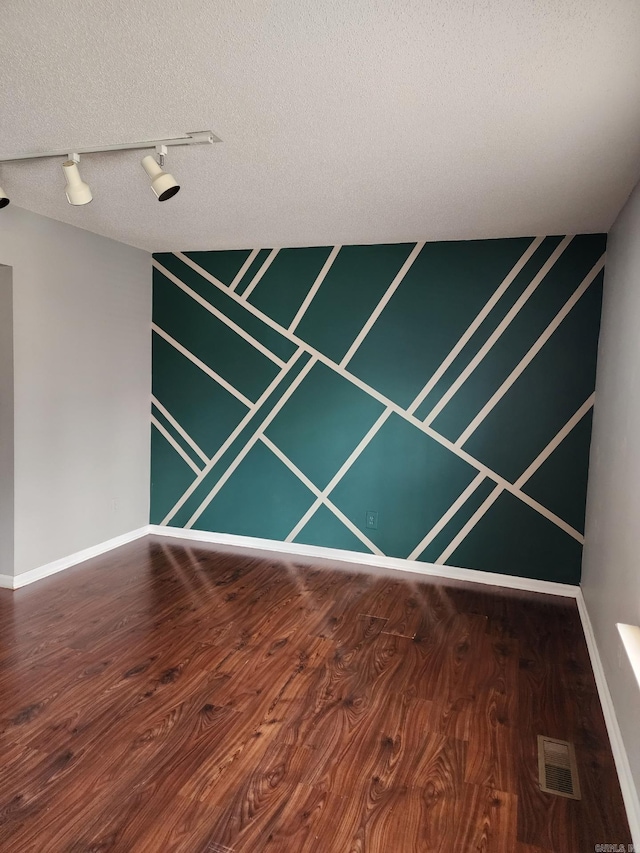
[0,535,632,851]
[228,781,332,853]
[464,634,519,793]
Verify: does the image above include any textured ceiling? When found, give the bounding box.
[1,0,640,252]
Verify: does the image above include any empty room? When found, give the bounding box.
[1,1,639,850]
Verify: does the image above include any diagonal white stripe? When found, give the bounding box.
[185,356,317,529]
[285,410,392,543]
[518,493,584,542]
[229,248,260,292]
[158,251,584,542]
[436,484,504,565]
[152,395,209,464]
[260,435,382,555]
[456,253,605,448]
[154,258,285,368]
[152,324,253,408]
[515,393,595,489]
[420,236,572,425]
[169,259,226,289]
[285,499,322,544]
[173,252,290,339]
[258,435,322,497]
[420,419,578,541]
[324,496,383,555]
[407,236,544,417]
[151,416,202,474]
[161,349,306,526]
[340,242,425,368]
[239,248,280,300]
[407,473,486,561]
[259,435,321,496]
[289,245,341,332]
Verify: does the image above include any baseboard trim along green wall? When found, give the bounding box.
[148,524,580,598]
[150,234,606,585]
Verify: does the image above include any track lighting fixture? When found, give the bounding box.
[62,154,92,206]
[0,131,218,212]
[141,146,180,202]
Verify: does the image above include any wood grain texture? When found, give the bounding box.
[0,536,631,852]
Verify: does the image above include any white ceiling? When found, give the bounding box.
[2,0,640,252]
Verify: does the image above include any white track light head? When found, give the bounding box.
[62,157,92,206]
[0,186,9,208]
[141,153,180,201]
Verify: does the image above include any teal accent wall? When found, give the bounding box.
[151,235,605,585]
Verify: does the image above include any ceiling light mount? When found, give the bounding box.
[0,130,218,211]
[0,131,219,164]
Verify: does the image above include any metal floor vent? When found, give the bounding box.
[537,735,581,800]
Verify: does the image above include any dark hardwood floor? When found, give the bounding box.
[0,536,631,852]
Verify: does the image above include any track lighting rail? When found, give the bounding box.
[0,131,218,163]
[0,131,219,208]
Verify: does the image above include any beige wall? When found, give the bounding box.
[0,266,14,578]
[0,206,151,576]
[582,178,640,831]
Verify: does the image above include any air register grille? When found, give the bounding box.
[537,735,581,799]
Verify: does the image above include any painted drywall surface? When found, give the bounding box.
[0,266,14,577]
[151,235,605,583]
[0,206,151,576]
[582,182,640,796]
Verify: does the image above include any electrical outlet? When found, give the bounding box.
[365,510,378,530]
[111,498,120,513]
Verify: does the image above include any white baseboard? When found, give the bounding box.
[2,524,580,599]
[576,590,640,848]
[7,526,150,590]
[147,524,580,598]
